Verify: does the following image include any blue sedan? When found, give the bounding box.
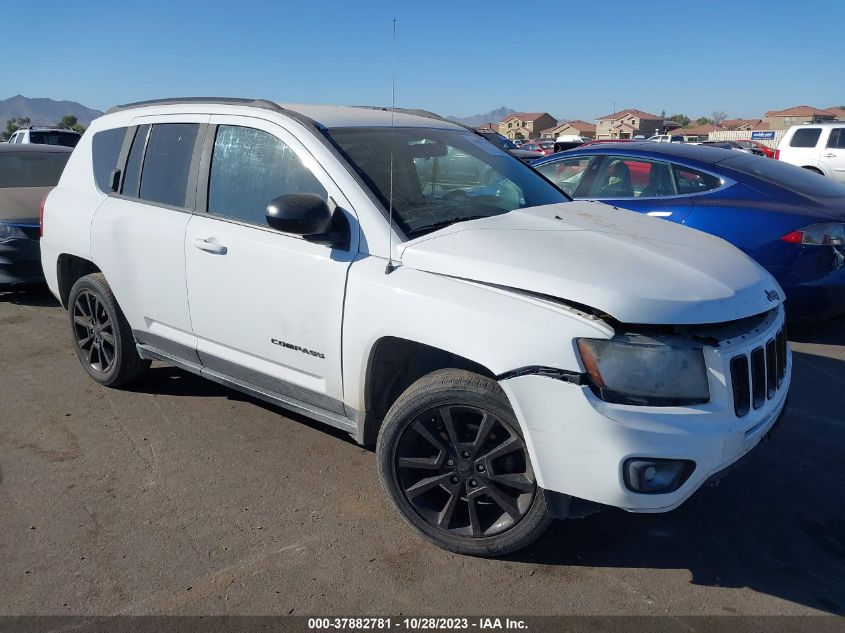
[532,143,845,320]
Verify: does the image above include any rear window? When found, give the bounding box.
[28,131,81,148]
[789,128,822,148]
[0,152,70,188]
[120,123,199,207]
[723,154,845,199]
[138,124,198,207]
[91,127,127,193]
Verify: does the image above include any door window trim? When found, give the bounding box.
[194,119,356,252]
[575,155,730,200]
[107,118,209,214]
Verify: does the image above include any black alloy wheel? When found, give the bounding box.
[72,288,116,374]
[394,404,536,537]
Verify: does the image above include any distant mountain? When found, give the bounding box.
[0,95,103,127]
[447,107,517,127]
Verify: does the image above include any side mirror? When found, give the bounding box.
[266,193,332,236]
[265,193,350,249]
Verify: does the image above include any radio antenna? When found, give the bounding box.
[385,17,398,274]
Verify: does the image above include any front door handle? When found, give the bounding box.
[193,237,227,255]
[824,153,837,158]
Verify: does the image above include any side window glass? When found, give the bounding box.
[535,156,593,196]
[138,123,199,207]
[672,165,722,194]
[827,128,845,149]
[591,157,676,198]
[208,125,327,225]
[790,128,821,148]
[121,125,150,197]
[91,127,127,193]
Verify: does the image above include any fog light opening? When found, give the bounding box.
[624,458,695,494]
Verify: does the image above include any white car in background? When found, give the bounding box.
[41,98,791,556]
[777,121,845,183]
[6,126,82,148]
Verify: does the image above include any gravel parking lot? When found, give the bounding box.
[1,287,843,617]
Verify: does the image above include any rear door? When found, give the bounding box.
[820,127,845,184]
[91,115,208,362]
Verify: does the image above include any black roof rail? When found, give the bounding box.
[105,97,287,115]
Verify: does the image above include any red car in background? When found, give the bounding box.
[520,140,555,156]
[735,139,776,158]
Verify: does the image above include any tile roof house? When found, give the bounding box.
[764,106,836,129]
[540,119,596,139]
[825,107,845,120]
[721,118,764,131]
[595,109,663,139]
[498,112,557,140]
[668,124,722,142]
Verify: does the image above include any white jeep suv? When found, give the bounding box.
[777,121,845,183]
[41,98,791,556]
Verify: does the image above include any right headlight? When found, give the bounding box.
[576,338,710,406]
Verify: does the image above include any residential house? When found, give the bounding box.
[669,124,722,142]
[595,109,663,139]
[825,107,845,120]
[498,112,557,140]
[540,119,596,139]
[764,106,836,130]
[721,118,765,131]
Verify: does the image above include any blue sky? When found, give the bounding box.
[3,0,843,121]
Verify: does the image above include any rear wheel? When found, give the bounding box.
[377,369,552,556]
[68,273,149,387]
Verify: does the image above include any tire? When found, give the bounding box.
[377,369,553,556]
[67,273,150,387]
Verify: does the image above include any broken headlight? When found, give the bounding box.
[576,338,710,406]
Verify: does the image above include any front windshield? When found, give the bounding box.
[324,126,570,237]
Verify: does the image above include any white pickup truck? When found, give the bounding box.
[40,99,791,556]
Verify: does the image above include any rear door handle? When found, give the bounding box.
[824,153,837,158]
[193,237,227,255]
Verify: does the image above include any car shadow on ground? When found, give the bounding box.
[124,365,359,444]
[510,348,845,615]
[0,285,60,307]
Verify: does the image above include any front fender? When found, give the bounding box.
[342,256,613,413]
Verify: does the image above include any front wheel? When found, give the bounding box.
[377,369,552,556]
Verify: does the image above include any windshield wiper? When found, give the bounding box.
[406,215,488,238]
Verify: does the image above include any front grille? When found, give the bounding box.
[730,328,787,418]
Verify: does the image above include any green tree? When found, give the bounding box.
[57,115,85,134]
[669,114,690,127]
[696,117,713,125]
[5,117,30,136]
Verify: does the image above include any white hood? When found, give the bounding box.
[399,202,783,325]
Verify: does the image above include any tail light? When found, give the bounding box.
[39,192,49,237]
[781,223,845,245]
[774,149,780,160]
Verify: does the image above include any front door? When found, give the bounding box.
[821,127,845,184]
[184,116,358,415]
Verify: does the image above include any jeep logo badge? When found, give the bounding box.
[765,289,780,302]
